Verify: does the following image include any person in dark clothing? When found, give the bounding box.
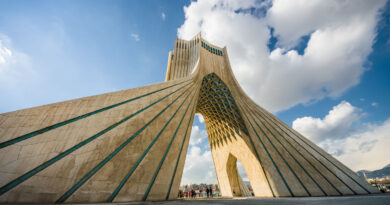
[178,190,183,198]
[206,188,210,198]
[210,187,213,198]
[192,189,196,198]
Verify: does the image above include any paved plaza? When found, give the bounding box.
[19,193,388,205]
[129,194,390,205]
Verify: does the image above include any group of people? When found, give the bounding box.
[178,187,214,198]
[204,187,214,198]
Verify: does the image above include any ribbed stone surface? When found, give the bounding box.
[0,33,379,203]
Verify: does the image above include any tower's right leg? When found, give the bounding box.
[210,133,273,198]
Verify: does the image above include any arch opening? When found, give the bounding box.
[178,113,219,198]
[191,73,272,198]
[226,154,252,197]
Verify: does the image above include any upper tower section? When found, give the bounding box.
[165,33,225,81]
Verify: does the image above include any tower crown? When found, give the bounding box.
[165,34,225,81]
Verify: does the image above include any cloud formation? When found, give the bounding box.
[0,34,35,97]
[329,119,390,171]
[0,34,31,73]
[293,101,390,171]
[161,12,166,21]
[195,113,205,123]
[178,0,386,112]
[131,33,140,41]
[0,39,12,64]
[189,125,208,145]
[181,145,217,185]
[181,123,217,185]
[292,101,363,143]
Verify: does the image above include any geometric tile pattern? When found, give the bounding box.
[197,73,248,149]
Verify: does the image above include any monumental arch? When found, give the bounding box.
[0,33,379,203]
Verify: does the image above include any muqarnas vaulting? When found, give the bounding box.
[0,33,379,203]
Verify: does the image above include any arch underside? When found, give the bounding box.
[197,73,248,149]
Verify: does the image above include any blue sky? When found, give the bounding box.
[0,0,188,112]
[1,0,389,185]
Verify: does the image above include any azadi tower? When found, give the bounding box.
[0,34,379,203]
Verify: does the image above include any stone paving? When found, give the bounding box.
[21,193,390,205]
[145,194,389,205]
[127,194,390,205]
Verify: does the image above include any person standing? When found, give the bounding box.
[192,189,196,198]
[206,188,210,198]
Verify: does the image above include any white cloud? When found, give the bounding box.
[320,119,390,171]
[237,160,248,181]
[267,0,385,48]
[181,125,216,184]
[371,102,378,107]
[189,125,208,145]
[177,0,386,112]
[196,113,205,123]
[181,145,216,185]
[0,34,40,113]
[0,34,34,88]
[161,12,166,21]
[292,101,390,171]
[131,33,140,41]
[292,101,363,143]
[0,39,12,64]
